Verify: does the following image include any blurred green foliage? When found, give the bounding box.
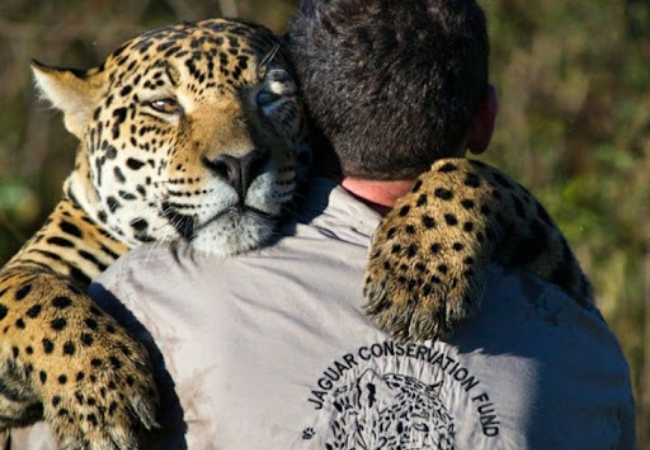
[0,0,647,445]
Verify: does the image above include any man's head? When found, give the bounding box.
[288,0,494,180]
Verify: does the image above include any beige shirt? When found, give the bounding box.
[10,178,636,449]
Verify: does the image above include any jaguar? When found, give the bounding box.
[0,18,309,449]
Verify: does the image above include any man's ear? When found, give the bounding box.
[466,84,498,155]
[31,60,105,139]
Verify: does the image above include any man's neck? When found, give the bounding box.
[340,177,416,215]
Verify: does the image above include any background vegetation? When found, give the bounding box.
[0,0,647,445]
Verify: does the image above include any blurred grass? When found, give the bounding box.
[0,0,647,446]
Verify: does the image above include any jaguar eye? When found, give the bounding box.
[265,69,296,96]
[148,98,182,114]
[266,69,292,86]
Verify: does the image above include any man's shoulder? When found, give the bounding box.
[472,266,636,449]
[481,265,614,337]
[473,265,629,373]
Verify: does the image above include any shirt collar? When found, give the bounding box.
[297,177,383,239]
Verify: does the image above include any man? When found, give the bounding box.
[14,0,637,448]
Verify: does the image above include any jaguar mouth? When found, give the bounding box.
[221,204,274,219]
[215,203,274,220]
[192,203,277,235]
[161,201,195,241]
[163,199,277,244]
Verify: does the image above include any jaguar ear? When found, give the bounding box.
[31,59,105,139]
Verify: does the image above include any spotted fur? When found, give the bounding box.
[364,158,592,341]
[0,19,309,449]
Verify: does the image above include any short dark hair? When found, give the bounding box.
[288,0,489,180]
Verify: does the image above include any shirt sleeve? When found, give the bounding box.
[618,394,638,450]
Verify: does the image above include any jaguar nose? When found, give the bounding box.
[202,149,269,200]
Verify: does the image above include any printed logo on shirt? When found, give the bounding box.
[303,340,500,449]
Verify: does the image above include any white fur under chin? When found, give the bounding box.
[189,212,276,257]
